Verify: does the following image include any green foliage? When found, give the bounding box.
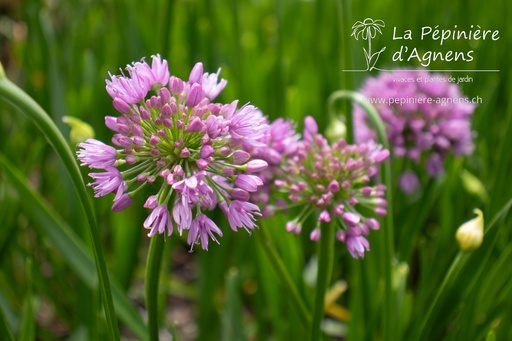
[0,0,510,340]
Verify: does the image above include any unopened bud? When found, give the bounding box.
[456,209,484,252]
[62,116,95,144]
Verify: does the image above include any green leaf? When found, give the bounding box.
[0,73,119,340]
[485,329,496,341]
[0,300,14,341]
[17,260,35,341]
[0,153,148,341]
[221,268,245,341]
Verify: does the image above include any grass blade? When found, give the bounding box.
[0,153,148,341]
[0,68,119,340]
[17,259,35,341]
[0,301,14,341]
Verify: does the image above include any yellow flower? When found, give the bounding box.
[456,209,484,252]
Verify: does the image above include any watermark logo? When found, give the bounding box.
[350,18,386,71]
[346,19,500,73]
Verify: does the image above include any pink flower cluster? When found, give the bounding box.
[257,116,389,258]
[77,55,268,250]
[77,55,391,258]
[353,69,475,193]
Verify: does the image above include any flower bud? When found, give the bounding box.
[169,76,184,94]
[200,145,215,158]
[246,159,268,172]
[342,212,360,226]
[456,208,484,252]
[112,193,132,212]
[188,62,204,84]
[113,98,132,114]
[319,210,331,223]
[144,195,158,209]
[325,115,346,143]
[62,116,95,145]
[186,83,204,107]
[310,228,321,241]
[232,150,250,164]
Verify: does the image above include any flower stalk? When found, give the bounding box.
[309,220,335,341]
[328,90,396,340]
[256,222,311,326]
[145,234,166,341]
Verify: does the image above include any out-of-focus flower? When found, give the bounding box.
[77,55,268,250]
[263,116,389,259]
[353,69,476,193]
[456,208,484,252]
[325,115,347,143]
[247,118,301,206]
[398,170,420,195]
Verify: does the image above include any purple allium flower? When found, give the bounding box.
[77,139,118,169]
[398,170,420,194]
[77,55,268,251]
[187,213,223,251]
[221,200,261,233]
[246,118,301,205]
[88,167,124,198]
[345,234,370,259]
[353,69,476,193]
[144,205,173,237]
[200,68,228,100]
[265,116,389,259]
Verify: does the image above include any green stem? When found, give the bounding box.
[418,252,465,339]
[256,223,311,326]
[419,196,512,339]
[0,67,120,340]
[309,220,335,341]
[145,234,165,341]
[327,90,395,340]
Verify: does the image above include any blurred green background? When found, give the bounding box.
[0,0,510,340]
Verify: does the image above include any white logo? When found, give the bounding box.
[350,18,386,71]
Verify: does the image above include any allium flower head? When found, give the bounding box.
[247,118,301,206]
[353,69,476,193]
[77,55,268,251]
[266,116,389,259]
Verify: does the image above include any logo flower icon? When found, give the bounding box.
[351,18,386,71]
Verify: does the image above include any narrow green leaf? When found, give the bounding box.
[0,73,119,340]
[419,196,512,340]
[485,329,496,341]
[17,260,35,341]
[221,268,245,341]
[0,300,14,341]
[0,153,148,341]
[256,221,311,327]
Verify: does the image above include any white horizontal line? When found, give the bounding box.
[343,69,500,72]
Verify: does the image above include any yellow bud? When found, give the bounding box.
[325,115,346,143]
[0,62,6,79]
[460,169,488,203]
[456,208,484,252]
[62,116,95,145]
